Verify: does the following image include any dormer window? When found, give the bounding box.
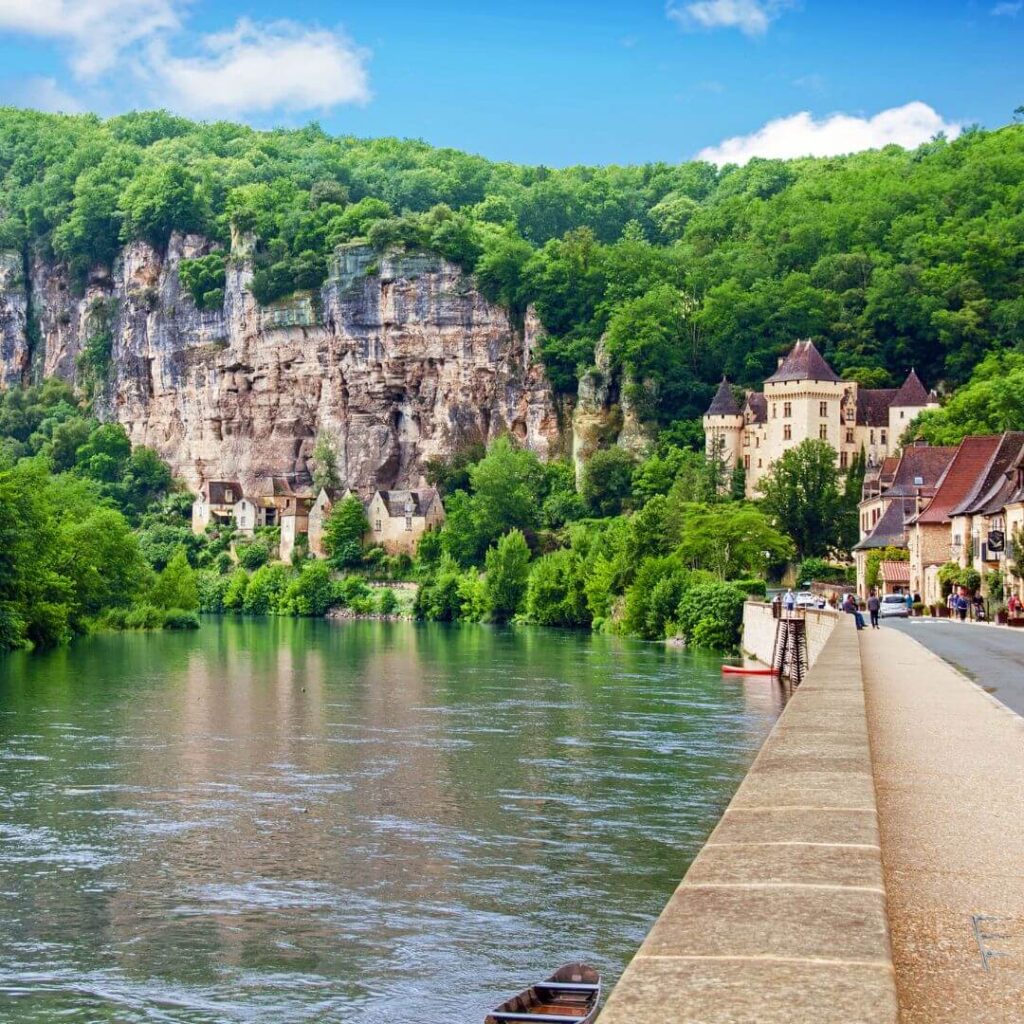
[225,488,233,504]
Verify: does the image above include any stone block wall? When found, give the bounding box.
[742,601,839,668]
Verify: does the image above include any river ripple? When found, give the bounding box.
[0,619,782,1022]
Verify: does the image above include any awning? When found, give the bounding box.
[879,560,910,584]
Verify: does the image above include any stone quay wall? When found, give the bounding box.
[742,600,840,668]
[598,615,898,1024]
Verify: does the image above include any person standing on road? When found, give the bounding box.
[955,591,969,622]
[904,591,914,613]
[783,589,796,613]
[867,591,881,629]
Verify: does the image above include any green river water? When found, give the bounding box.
[0,618,782,1023]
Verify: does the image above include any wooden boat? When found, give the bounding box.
[485,963,601,1024]
[721,664,777,676]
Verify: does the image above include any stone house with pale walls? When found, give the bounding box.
[852,443,956,597]
[365,488,445,556]
[905,436,1002,605]
[704,340,937,500]
[191,480,242,533]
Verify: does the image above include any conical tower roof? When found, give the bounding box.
[893,369,930,406]
[706,377,741,416]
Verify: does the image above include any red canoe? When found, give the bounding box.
[721,665,777,676]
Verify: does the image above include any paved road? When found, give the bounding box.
[883,618,1024,717]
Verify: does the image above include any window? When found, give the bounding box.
[758,459,763,468]
[881,430,888,445]
[870,430,875,444]
[846,428,854,444]
[840,451,848,469]
[900,411,905,419]
[819,401,828,417]
[772,404,777,419]
[225,489,233,504]
[783,401,792,418]
[375,519,382,533]
[819,424,828,440]
[744,455,750,470]
[405,516,413,531]
[783,425,792,441]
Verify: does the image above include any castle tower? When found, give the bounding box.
[703,378,744,472]
[888,369,936,444]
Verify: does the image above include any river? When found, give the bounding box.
[0,618,782,1023]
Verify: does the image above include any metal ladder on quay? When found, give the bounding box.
[771,613,808,686]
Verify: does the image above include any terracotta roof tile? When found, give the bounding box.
[764,340,841,384]
[880,560,910,584]
[949,432,1024,517]
[915,436,1003,525]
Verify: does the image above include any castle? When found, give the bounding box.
[703,340,937,499]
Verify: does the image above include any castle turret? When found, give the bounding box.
[704,377,744,471]
[888,369,936,442]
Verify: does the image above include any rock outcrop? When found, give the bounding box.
[0,238,562,492]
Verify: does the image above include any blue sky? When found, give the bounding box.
[0,1,1022,165]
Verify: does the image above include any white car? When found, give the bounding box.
[795,591,825,609]
[878,594,910,618]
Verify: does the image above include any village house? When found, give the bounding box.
[191,480,242,533]
[705,340,937,499]
[365,488,445,556]
[852,443,956,597]
[905,436,1002,604]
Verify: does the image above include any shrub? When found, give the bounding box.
[151,547,199,610]
[731,578,768,598]
[333,574,371,607]
[378,588,400,615]
[676,582,746,651]
[124,603,165,629]
[162,608,200,630]
[524,549,590,627]
[237,539,270,570]
[243,564,289,614]
[323,496,368,568]
[281,560,334,616]
[483,529,531,622]
[196,569,229,613]
[222,568,250,611]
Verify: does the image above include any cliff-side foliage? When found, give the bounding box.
[2,110,1023,431]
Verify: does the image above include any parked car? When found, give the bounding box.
[879,594,909,618]
[795,591,826,609]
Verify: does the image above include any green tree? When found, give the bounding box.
[151,547,199,611]
[674,502,795,578]
[757,440,845,559]
[311,432,342,495]
[323,495,369,568]
[484,530,531,622]
[581,448,636,517]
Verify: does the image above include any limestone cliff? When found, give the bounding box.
[0,238,561,492]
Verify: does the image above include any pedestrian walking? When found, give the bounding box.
[867,591,881,629]
[954,592,968,622]
[904,591,914,613]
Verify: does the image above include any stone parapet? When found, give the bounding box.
[598,616,898,1024]
[742,600,840,668]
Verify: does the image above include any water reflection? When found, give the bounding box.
[0,620,782,1022]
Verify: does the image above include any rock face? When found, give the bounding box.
[0,238,562,492]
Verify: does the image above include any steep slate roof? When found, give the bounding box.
[892,369,930,407]
[914,435,1002,525]
[203,480,242,505]
[856,389,897,427]
[706,378,741,416]
[376,488,442,518]
[744,393,767,424]
[854,498,914,551]
[879,444,957,500]
[764,340,841,384]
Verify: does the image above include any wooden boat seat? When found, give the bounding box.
[490,1015,586,1023]
[536,983,600,992]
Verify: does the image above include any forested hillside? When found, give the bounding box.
[1,108,1023,429]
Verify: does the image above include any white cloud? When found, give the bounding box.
[0,0,180,78]
[667,0,794,36]
[148,19,371,116]
[696,101,962,165]
[0,74,85,112]
[991,1,1022,15]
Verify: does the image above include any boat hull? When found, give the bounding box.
[721,665,777,676]
[486,963,601,1024]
